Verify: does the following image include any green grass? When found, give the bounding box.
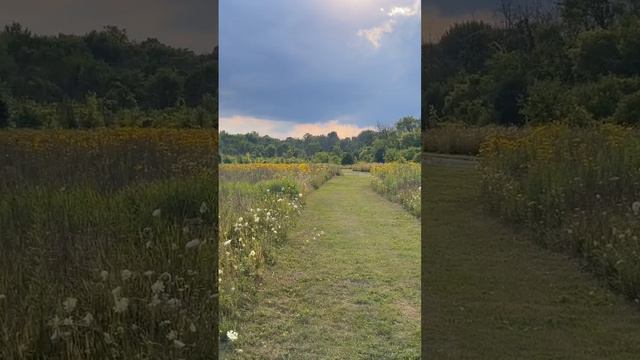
[423,164,640,359]
[221,170,420,359]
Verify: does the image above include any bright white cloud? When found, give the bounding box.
[220,115,373,139]
[358,0,420,48]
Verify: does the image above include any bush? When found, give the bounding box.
[613,91,640,125]
[521,80,573,124]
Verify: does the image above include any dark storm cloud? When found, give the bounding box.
[422,0,556,42]
[0,0,217,53]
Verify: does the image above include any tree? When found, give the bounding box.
[560,0,619,31]
[395,116,420,132]
[341,153,355,165]
[145,68,182,109]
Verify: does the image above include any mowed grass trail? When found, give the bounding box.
[424,164,640,359]
[223,170,420,359]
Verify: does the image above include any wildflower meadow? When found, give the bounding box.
[218,164,340,346]
[353,163,421,217]
[0,129,218,359]
[480,123,640,301]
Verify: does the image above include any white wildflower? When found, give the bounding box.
[167,298,181,308]
[151,280,165,294]
[62,297,77,313]
[249,250,256,257]
[121,269,133,281]
[111,286,122,299]
[82,312,94,326]
[113,297,129,313]
[185,239,201,249]
[226,330,238,341]
[223,239,232,246]
[152,208,161,217]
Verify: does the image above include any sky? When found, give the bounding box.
[219,0,421,139]
[0,0,217,53]
[423,0,556,43]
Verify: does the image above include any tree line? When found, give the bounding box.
[423,0,640,128]
[0,23,217,128]
[220,117,421,164]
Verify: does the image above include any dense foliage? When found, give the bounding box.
[423,0,640,127]
[220,116,421,164]
[0,23,217,128]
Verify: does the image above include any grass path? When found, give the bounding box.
[223,170,420,359]
[424,164,640,359]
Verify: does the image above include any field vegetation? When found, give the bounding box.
[353,163,421,217]
[0,129,217,359]
[217,164,340,345]
[423,124,524,155]
[481,123,640,301]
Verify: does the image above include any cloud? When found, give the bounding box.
[358,0,420,48]
[0,0,217,53]
[220,115,374,139]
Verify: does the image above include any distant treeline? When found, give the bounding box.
[220,117,421,164]
[423,0,640,127]
[0,23,217,128]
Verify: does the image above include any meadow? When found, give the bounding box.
[0,129,217,359]
[217,163,340,345]
[353,163,421,217]
[480,123,640,301]
[423,124,524,155]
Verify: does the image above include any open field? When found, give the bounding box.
[424,163,640,359]
[0,129,217,359]
[222,170,420,358]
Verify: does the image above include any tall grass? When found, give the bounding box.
[0,129,217,359]
[364,163,421,217]
[480,123,640,301]
[218,164,339,346]
[423,124,524,155]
